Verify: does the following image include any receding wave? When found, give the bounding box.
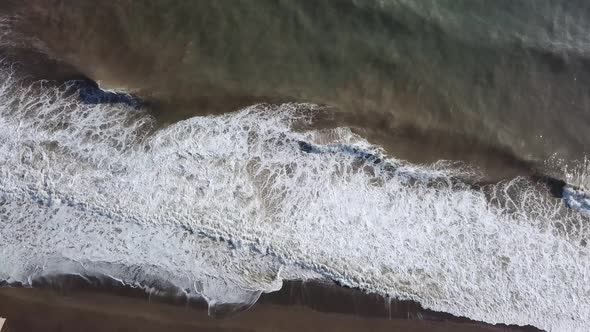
[0,66,589,331]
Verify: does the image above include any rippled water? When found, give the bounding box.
[3,1,590,169]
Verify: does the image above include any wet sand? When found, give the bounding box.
[0,277,541,332]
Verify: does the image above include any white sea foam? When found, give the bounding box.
[0,68,590,331]
[564,187,590,217]
[564,157,590,191]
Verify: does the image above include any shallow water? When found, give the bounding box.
[4,0,590,171]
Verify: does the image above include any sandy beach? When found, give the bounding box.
[0,277,540,332]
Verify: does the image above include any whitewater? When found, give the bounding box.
[0,67,590,331]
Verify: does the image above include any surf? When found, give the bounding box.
[0,66,589,330]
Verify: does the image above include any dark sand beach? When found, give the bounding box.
[0,278,540,332]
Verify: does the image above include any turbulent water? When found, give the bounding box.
[1,1,590,331]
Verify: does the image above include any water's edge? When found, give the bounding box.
[0,274,541,332]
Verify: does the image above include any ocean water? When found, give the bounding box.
[6,0,590,169]
[1,1,590,331]
[1,67,590,330]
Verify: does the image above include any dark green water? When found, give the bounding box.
[2,0,590,179]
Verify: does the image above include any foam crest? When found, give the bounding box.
[564,157,590,190]
[1,68,590,331]
[547,156,590,215]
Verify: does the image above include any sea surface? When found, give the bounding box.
[1,1,590,331]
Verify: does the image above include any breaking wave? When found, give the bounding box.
[0,67,590,331]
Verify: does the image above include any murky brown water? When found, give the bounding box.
[2,0,590,181]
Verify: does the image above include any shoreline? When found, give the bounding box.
[0,275,542,332]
